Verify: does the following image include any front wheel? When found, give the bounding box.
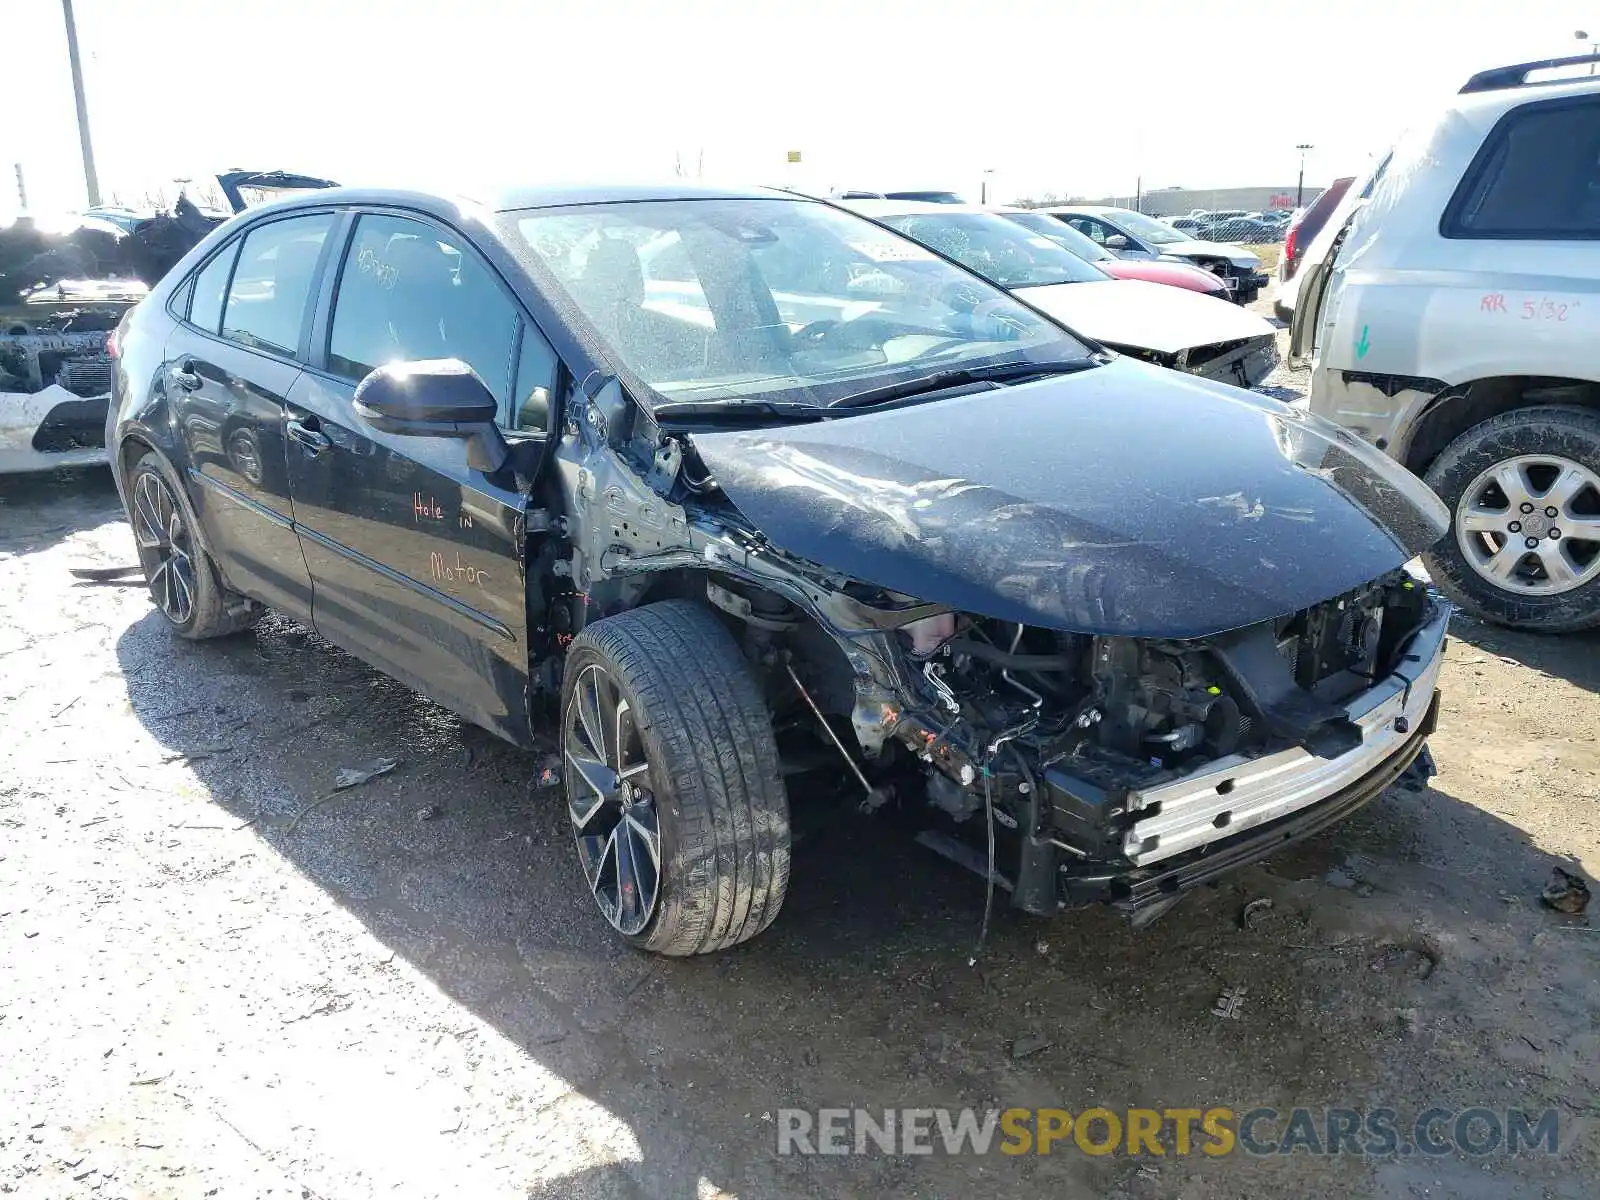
[1421,406,1600,632]
[559,600,791,955]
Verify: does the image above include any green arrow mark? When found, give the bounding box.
[1356,324,1370,359]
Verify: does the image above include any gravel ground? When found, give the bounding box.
[2,364,1598,1198]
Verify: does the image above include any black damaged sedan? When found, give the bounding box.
[107,183,1451,954]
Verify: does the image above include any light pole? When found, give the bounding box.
[1578,30,1597,74]
[980,168,995,205]
[60,0,101,207]
[1295,143,1314,208]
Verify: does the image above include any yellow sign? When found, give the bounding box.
[786,150,802,163]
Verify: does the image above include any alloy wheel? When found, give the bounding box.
[1455,454,1600,596]
[564,662,662,936]
[131,471,198,625]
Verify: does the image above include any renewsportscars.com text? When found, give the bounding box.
[775,1106,1560,1158]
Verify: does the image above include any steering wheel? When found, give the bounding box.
[791,317,892,355]
[791,319,841,349]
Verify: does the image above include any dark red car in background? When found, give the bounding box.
[1003,209,1231,299]
[1280,176,1355,283]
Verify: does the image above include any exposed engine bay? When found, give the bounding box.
[746,567,1439,916]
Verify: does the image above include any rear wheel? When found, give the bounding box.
[559,600,790,955]
[128,451,260,639]
[1421,407,1600,632]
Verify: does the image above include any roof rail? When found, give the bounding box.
[1461,53,1600,93]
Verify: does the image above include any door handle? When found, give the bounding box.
[171,359,203,391]
[286,416,332,456]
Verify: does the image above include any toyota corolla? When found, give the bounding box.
[107,183,1450,954]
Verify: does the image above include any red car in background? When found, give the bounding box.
[1002,209,1232,299]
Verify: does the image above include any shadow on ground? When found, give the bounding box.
[0,466,121,555]
[1448,612,1600,694]
[98,594,1593,1199]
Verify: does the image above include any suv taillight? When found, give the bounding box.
[105,329,120,359]
[1282,218,1303,278]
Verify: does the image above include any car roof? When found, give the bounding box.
[491,182,793,212]
[225,182,802,220]
[842,199,1022,219]
[1042,204,1117,215]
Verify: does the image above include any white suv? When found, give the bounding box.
[1293,55,1600,632]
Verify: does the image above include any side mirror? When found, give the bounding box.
[1104,234,1131,252]
[353,358,510,473]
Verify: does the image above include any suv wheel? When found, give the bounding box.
[128,451,261,639]
[559,600,791,955]
[1421,407,1600,632]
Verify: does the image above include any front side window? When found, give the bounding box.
[328,213,519,406]
[1003,212,1115,262]
[1445,99,1600,238]
[504,198,1087,409]
[1101,209,1188,245]
[189,241,239,334]
[881,212,1108,288]
[221,214,334,356]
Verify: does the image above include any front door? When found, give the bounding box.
[285,211,545,743]
[166,213,336,618]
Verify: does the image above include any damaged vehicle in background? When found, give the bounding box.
[1294,56,1600,631]
[1001,209,1234,298]
[0,170,335,473]
[107,183,1450,955]
[845,200,1278,388]
[1039,205,1272,303]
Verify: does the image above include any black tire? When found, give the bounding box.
[560,600,790,955]
[127,451,261,639]
[1421,406,1600,633]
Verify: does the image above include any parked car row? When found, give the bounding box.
[843,200,1278,389]
[1169,210,1290,244]
[1031,205,1273,303]
[102,179,1446,956]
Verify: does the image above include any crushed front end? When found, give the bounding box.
[858,572,1446,919]
[1,282,144,473]
[1110,332,1279,390]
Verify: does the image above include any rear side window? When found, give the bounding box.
[188,242,238,334]
[222,214,334,355]
[327,213,518,406]
[1444,98,1600,238]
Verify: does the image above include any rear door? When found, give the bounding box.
[285,209,557,744]
[163,211,337,617]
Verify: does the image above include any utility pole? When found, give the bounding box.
[13,164,26,213]
[61,0,101,207]
[1295,143,1314,208]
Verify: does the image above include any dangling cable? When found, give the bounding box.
[969,765,996,968]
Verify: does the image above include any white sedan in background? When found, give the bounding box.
[843,201,1279,389]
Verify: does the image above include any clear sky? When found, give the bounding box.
[3,0,1594,221]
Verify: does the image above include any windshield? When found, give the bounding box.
[878,211,1108,288]
[1103,209,1190,245]
[505,198,1089,409]
[1001,211,1115,262]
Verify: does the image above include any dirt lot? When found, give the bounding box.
[2,369,1598,1197]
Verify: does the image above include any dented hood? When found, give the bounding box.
[690,359,1448,638]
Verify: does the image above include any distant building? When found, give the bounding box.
[1078,185,1327,215]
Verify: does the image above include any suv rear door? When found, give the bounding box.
[284,208,556,744]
